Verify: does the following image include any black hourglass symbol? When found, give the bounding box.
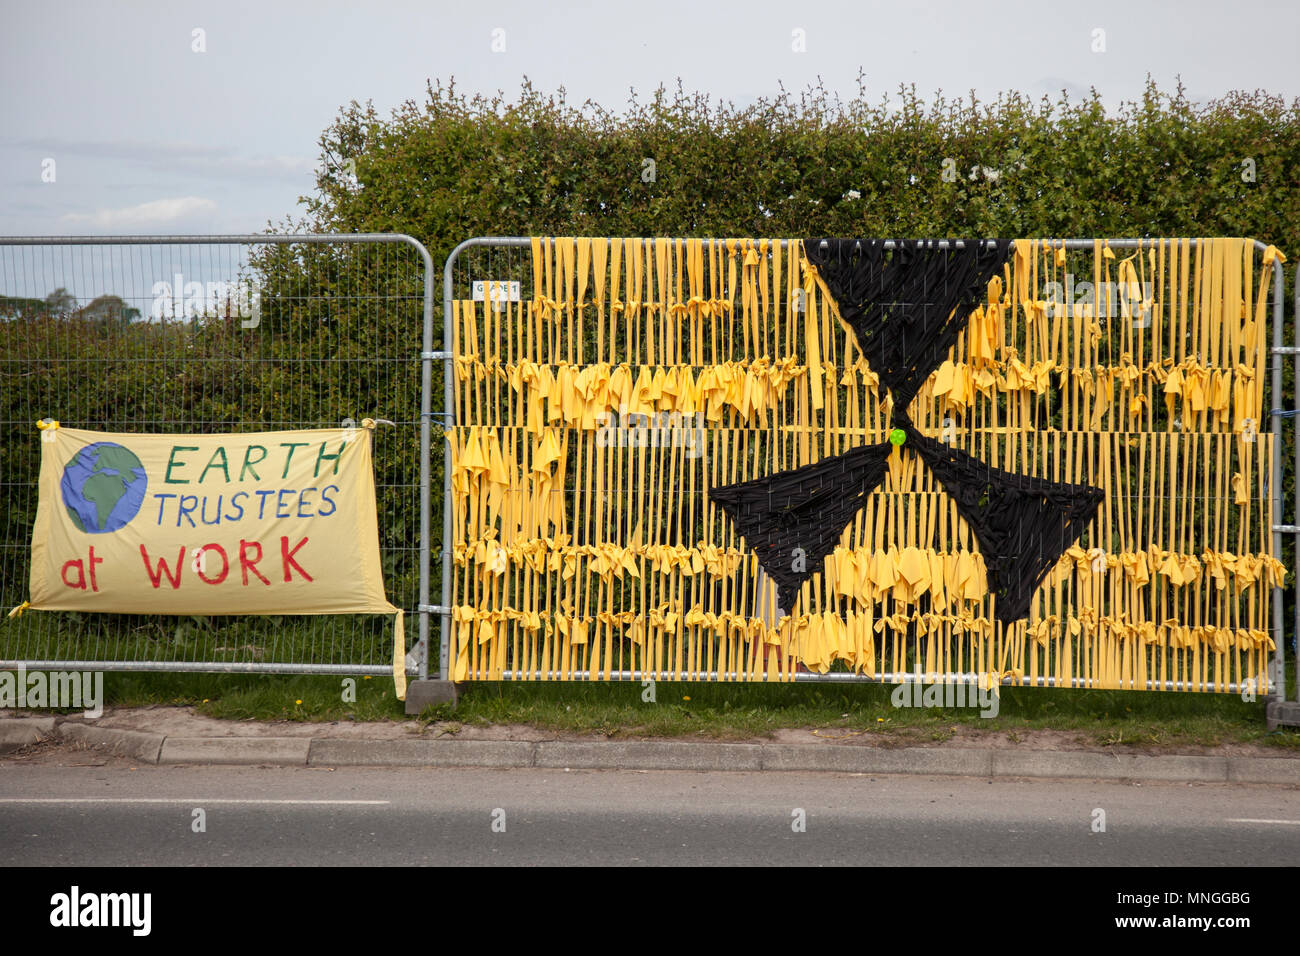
[710,239,1104,625]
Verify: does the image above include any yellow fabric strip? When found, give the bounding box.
[392,610,406,700]
[445,237,1280,690]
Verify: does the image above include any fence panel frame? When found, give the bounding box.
[442,236,1292,695]
[0,233,437,677]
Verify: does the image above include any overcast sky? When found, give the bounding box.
[2,0,1298,239]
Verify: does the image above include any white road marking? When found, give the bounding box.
[1226,818,1300,825]
[0,798,389,805]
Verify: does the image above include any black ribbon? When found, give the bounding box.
[711,239,1105,625]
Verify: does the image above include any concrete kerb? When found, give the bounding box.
[0,716,57,753]
[121,741,1300,783]
[159,737,310,765]
[308,738,537,768]
[991,750,1228,782]
[1227,756,1300,785]
[57,721,165,764]
[5,717,1300,783]
[537,741,764,772]
[761,744,993,776]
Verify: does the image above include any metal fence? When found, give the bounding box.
[0,234,438,676]
[3,234,1294,701]
[443,236,1294,695]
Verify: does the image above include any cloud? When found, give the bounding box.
[59,196,218,230]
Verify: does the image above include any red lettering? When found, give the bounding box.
[89,545,103,592]
[280,535,312,582]
[61,558,87,590]
[195,543,230,585]
[239,539,271,586]
[140,545,185,589]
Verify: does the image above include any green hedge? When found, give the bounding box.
[299,77,1298,277]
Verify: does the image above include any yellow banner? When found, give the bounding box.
[26,425,405,695]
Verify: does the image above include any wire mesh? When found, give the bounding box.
[444,237,1289,692]
[1,235,431,674]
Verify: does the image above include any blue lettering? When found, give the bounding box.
[318,484,339,517]
[254,489,275,520]
[153,493,177,525]
[276,489,295,519]
[177,495,199,528]
[200,494,224,526]
[226,491,247,522]
[297,488,316,518]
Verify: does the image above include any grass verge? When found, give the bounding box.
[33,671,1300,751]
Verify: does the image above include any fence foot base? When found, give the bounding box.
[1266,700,1300,731]
[404,679,461,715]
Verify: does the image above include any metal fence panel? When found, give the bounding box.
[1,234,435,676]
[443,236,1291,694]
